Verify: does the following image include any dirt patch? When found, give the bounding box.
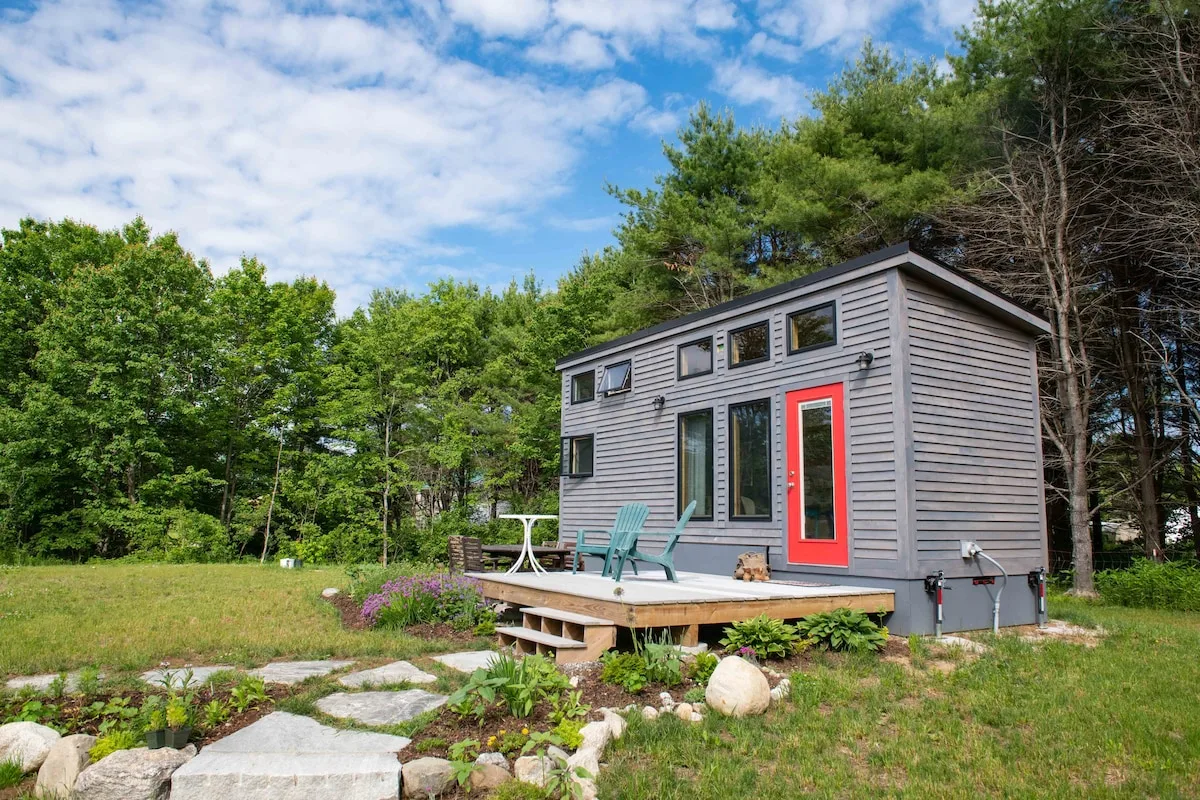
[324,592,370,630]
[0,774,35,800]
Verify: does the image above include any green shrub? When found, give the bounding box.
[0,760,23,790]
[552,718,585,750]
[637,637,683,687]
[448,653,571,722]
[600,651,648,693]
[687,652,719,685]
[720,615,804,659]
[1095,559,1200,611]
[89,730,139,763]
[796,608,888,653]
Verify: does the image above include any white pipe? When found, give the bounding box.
[974,549,1008,635]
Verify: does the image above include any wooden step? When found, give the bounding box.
[519,607,616,627]
[496,626,586,649]
[497,619,614,665]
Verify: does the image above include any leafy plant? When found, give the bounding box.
[201,699,230,728]
[6,699,58,725]
[720,615,805,660]
[0,760,23,790]
[795,609,888,653]
[1095,559,1200,611]
[541,752,593,800]
[687,652,719,685]
[89,729,139,763]
[552,719,584,750]
[147,709,167,731]
[474,616,497,636]
[448,654,571,723]
[549,690,589,725]
[683,687,706,704]
[47,672,67,699]
[636,636,684,687]
[165,696,190,729]
[448,738,482,787]
[230,676,268,712]
[599,651,647,693]
[361,573,490,629]
[77,666,102,696]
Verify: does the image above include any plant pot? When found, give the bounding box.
[145,729,167,750]
[165,727,192,748]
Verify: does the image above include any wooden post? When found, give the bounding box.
[676,624,699,647]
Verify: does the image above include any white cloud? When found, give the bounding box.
[0,1,651,314]
[920,0,976,33]
[443,0,550,38]
[712,60,810,118]
[546,214,615,232]
[527,26,615,70]
[746,31,805,63]
[756,0,904,51]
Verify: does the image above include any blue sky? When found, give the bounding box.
[0,0,974,313]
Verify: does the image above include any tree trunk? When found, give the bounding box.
[381,410,392,567]
[219,442,235,526]
[260,430,285,565]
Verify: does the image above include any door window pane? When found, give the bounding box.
[679,410,713,518]
[729,322,769,366]
[731,400,771,519]
[800,400,835,539]
[788,303,836,353]
[678,338,713,378]
[571,371,595,403]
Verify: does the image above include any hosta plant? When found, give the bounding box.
[720,614,805,660]
[795,608,888,653]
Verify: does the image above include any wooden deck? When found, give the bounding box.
[472,570,894,642]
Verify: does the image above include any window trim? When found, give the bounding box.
[560,434,594,478]
[599,359,633,396]
[570,370,596,404]
[786,301,838,356]
[728,398,773,522]
[676,336,714,380]
[727,320,771,369]
[677,408,715,521]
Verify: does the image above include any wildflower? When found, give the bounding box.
[521,727,529,735]
[499,729,506,736]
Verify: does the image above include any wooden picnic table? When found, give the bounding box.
[481,543,574,571]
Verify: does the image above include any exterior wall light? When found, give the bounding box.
[856,351,875,370]
[652,395,666,411]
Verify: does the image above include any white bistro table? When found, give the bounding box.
[498,514,559,574]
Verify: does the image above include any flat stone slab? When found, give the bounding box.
[248,660,355,685]
[338,661,436,688]
[316,690,448,726]
[5,671,102,693]
[431,650,500,674]
[140,665,236,688]
[169,712,407,800]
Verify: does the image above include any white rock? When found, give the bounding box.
[641,706,659,721]
[705,655,771,717]
[568,675,580,688]
[430,651,501,674]
[693,702,706,713]
[689,712,703,723]
[475,752,509,771]
[35,733,95,798]
[567,747,600,777]
[546,745,569,763]
[401,756,454,798]
[513,755,553,787]
[575,777,599,800]
[658,691,675,709]
[600,709,627,740]
[74,745,194,800]
[322,587,340,597]
[0,721,60,773]
[578,721,612,753]
[934,635,989,654]
[674,702,693,721]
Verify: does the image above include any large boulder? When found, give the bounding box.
[401,756,454,798]
[74,745,194,800]
[0,721,60,773]
[469,762,511,791]
[705,655,770,717]
[34,733,96,798]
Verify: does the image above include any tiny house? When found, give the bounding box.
[556,243,1051,635]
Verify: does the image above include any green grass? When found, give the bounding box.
[0,760,24,790]
[0,563,479,675]
[600,597,1200,799]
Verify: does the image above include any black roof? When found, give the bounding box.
[558,242,1044,368]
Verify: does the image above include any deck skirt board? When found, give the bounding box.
[473,571,894,628]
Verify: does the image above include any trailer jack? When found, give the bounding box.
[924,570,947,638]
[1027,567,1047,629]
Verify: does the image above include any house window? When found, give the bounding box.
[787,302,837,354]
[728,321,770,367]
[598,360,632,396]
[730,399,772,520]
[560,434,594,478]
[678,409,713,519]
[678,337,713,379]
[570,370,595,404]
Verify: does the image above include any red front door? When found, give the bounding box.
[785,383,849,567]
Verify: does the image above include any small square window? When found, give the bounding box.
[598,360,632,396]
[560,435,594,478]
[728,321,770,368]
[678,337,713,379]
[788,303,837,354]
[570,370,595,404]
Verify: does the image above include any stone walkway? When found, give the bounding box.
[431,650,499,674]
[5,671,101,693]
[249,660,356,685]
[170,712,409,800]
[316,690,448,726]
[338,661,436,688]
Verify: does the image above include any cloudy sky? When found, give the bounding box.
[0,0,975,313]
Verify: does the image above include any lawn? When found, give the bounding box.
[0,563,469,675]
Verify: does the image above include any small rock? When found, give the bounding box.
[321,587,340,597]
[547,745,569,763]
[600,709,626,740]
[0,721,60,773]
[513,755,553,787]
[568,675,580,688]
[74,745,194,800]
[623,703,637,713]
[705,655,771,717]
[475,752,509,771]
[693,702,706,714]
[401,756,454,798]
[674,702,693,721]
[575,776,599,800]
[934,635,988,654]
[689,712,703,723]
[658,691,675,709]
[567,747,600,777]
[35,733,95,798]
[578,721,612,752]
[470,763,511,791]
[641,706,659,721]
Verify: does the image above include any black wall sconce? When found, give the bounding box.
[652,395,666,411]
[856,351,875,371]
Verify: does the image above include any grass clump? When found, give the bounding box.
[1095,559,1200,611]
[0,760,24,789]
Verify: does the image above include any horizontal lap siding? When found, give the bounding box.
[559,272,899,568]
[906,280,1044,567]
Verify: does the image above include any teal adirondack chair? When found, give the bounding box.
[573,503,651,577]
[611,501,697,583]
